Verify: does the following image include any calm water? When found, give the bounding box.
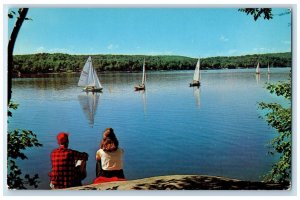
[9,68,290,189]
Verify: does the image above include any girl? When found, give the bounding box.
[95,128,125,179]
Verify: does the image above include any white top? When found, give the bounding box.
[96,148,124,170]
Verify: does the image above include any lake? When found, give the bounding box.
[8,68,290,189]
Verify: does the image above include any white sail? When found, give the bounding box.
[141,59,146,85]
[78,56,102,89]
[256,62,260,74]
[93,68,102,88]
[267,63,270,73]
[193,58,201,82]
[78,56,92,87]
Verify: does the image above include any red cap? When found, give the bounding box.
[57,132,69,145]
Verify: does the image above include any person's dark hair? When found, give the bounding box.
[100,128,119,152]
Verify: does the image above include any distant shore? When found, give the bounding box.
[12,52,291,76]
[67,175,290,190]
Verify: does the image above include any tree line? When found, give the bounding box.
[12,52,291,75]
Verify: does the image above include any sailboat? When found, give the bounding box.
[134,58,146,91]
[78,56,103,92]
[267,62,271,74]
[189,58,201,87]
[255,62,260,74]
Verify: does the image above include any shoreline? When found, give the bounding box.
[12,67,291,78]
[67,175,290,190]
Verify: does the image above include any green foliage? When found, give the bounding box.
[12,52,291,75]
[7,102,43,189]
[265,81,291,100]
[259,80,291,184]
[8,101,18,118]
[238,8,273,21]
[240,7,292,184]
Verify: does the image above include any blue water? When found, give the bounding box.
[8,68,291,189]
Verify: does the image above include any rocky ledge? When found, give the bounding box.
[68,175,290,190]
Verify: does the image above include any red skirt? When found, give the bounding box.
[93,176,126,184]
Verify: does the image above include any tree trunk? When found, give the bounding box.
[7,8,28,105]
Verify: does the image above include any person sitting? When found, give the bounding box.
[95,128,125,180]
[49,132,88,189]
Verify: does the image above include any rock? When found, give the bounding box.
[67,175,290,190]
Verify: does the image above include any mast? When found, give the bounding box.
[141,58,146,85]
[87,60,95,87]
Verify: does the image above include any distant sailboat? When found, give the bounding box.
[255,62,260,74]
[78,56,103,92]
[190,58,201,87]
[135,59,146,91]
[267,62,271,74]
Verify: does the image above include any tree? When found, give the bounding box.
[259,81,291,183]
[7,102,43,189]
[7,8,43,189]
[239,8,292,184]
[8,8,29,104]
[238,8,273,21]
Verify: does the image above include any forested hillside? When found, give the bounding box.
[12,52,291,74]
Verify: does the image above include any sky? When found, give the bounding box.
[6,7,292,58]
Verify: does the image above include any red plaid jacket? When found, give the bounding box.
[49,146,88,189]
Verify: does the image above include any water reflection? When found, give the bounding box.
[255,74,261,84]
[141,90,147,114]
[193,86,201,108]
[267,73,270,83]
[135,90,147,114]
[78,93,100,127]
[13,73,79,90]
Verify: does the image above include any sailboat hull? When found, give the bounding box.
[82,88,103,93]
[189,82,200,87]
[134,86,145,91]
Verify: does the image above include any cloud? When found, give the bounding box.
[282,40,291,45]
[34,46,71,54]
[107,44,119,50]
[214,49,240,57]
[227,49,238,55]
[49,48,70,53]
[147,50,173,55]
[34,46,46,53]
[252,47,280,53]
[253,47,268,52]
[219,35,229,42]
